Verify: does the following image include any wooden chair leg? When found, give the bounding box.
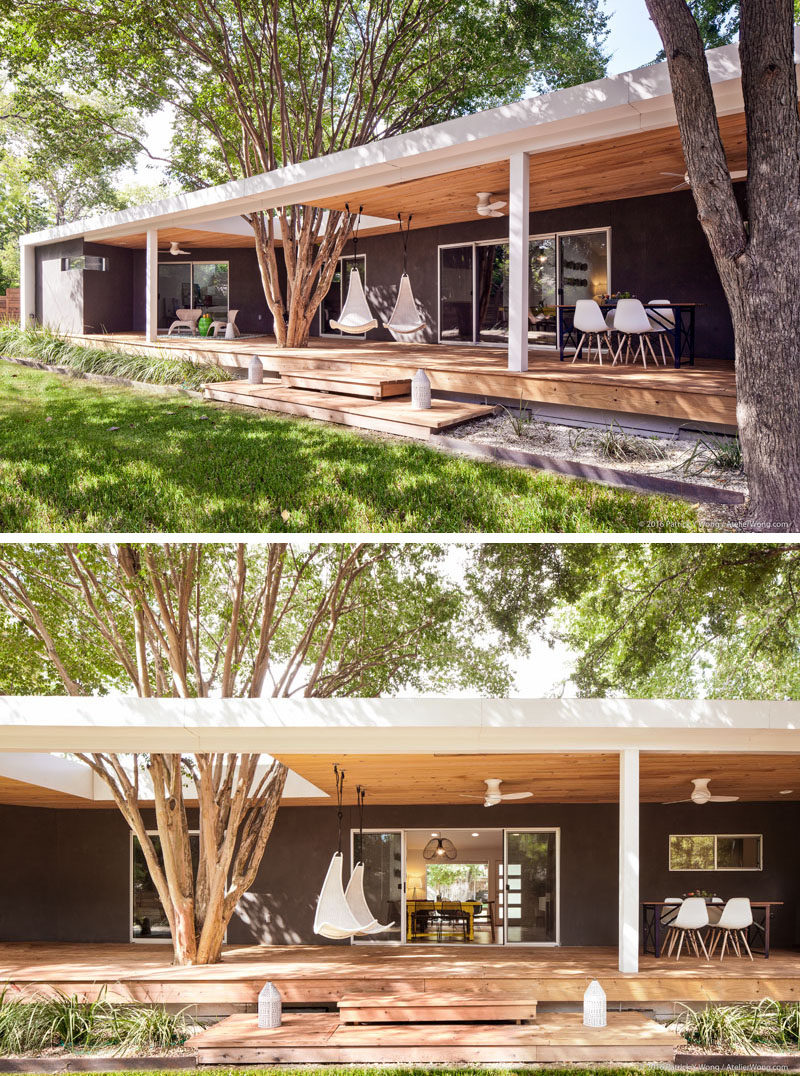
[740,930,754,960]
[571,333,587,363]
[719,930,729,961]
[665,928,677,957]
[697,929,710,960]
[730,931,742,957]
[675,930,686,961]
[707,928,720,957]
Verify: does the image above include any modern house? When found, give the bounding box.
[2,696,798,1061]
[18,36,785,434]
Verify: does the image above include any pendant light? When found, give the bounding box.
[423,836,457,860]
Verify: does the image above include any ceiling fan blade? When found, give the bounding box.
[708,795,739,802]
[670,181,687,191]
[661,798,691,804]
[457,793,483,799]
[486,201,507,212]
[500,792,533,800]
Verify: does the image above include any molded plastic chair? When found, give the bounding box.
[612,299,661,368]
[167,308,202,336]
[572,299,612,364]
[708,898,754,960]
[706,896,724,926]
[646,299,676,363]
[209,309,240,338]
[664,896,710,960]
[660,896,683,929]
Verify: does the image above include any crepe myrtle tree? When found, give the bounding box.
[0,541,514,964]
[644,0,800,529]
[1,0,607,347]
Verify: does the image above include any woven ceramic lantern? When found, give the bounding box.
[258,981,282,1029]
[411,368,431,409]
[248,355,263,384]
[583,979,607,1028]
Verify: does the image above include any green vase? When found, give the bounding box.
[198,314,212,337]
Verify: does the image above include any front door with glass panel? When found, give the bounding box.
[351,829,405,943]
[503,829,559,944]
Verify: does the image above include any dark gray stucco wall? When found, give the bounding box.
[3,799,797,948]
[35,240,85,333]
[82,243,135,333]
[316,185,739,360]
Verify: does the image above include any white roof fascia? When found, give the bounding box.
[0,750,94,799]
[0,697,799,755]
[20,37,763,250]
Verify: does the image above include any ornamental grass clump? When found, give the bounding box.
[675,999,800,1053]
[0,989,193,1055]
[0,323,229,390]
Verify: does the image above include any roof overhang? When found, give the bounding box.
[22,36,794,250]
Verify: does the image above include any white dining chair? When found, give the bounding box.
[646,299,676,363]
[706,896,724,927]
[660,896,683,929]
[708,898,754,960]
[571,299,613,364]
[612,299,661,368]
[664,896,710,960]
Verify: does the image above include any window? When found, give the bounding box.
[157,262,229,329]
[425,863,489,901]
[669,834,763,871]
[61,255,108,271]
[320,254,366,336]
[131,831,200,940]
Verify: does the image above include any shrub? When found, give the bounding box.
[0,324,230,391]
[0,989,193,1055]
[674,999,800,1053]
[594,420,668,462]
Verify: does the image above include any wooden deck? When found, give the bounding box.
[187,1010,683,1064]
[3,943,799,1006]
[72,332,738,428]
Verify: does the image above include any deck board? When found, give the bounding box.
[72,332,738,428]
[3,943,799,1005]
[187,1011,683,1064]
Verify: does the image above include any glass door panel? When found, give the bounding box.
[157,263,191,329]
[352,829,404,943]
[558,231,608,307]
[440,245,474,341]
[528,238,557,347]
[193,261,229,322]
[132,833,199,939]
[504,830,558,944]
[477,243,509,343]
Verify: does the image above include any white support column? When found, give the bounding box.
[145,228,159,343]
[618,747,640,973]
[507,151,530,372]
[19,241,36,328]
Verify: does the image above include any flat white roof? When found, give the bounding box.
[22,36,773,250]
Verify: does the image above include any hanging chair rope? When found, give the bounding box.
[335,763,345,855]
[384,213,426,336]
[330,204,378,334]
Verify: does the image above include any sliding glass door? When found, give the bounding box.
[438,229,608,348]
[503,829,559,945]
[351,829,405,943]
[157,261,229,329]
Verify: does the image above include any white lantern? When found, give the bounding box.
[583,979,607,1028]
[258,981,282,1029]
[411,368,431,409]
[248,356,264,384]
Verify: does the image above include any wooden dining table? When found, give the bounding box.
[557,302,702,368]
[406,900,484,940]
[641,900,783,958]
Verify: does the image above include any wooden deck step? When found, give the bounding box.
[339,992,537,1024]
[187,1011,683,1065]
[280,369,411,399]
[203,381,494,439]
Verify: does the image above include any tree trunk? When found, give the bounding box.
[646,0,800,530]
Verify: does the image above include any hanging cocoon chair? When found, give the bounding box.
[345,862,395,936]
[330,268,378,334]
[384,272,425,335]
[313,851,379,939]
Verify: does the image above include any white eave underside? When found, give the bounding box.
[24,35,796,249]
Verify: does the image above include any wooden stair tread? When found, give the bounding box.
[339,991,537,1023]
[188,1012,683,1063]
[340,992,536,1004]
[280,370,411,399]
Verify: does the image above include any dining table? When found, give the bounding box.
[406,900,484,940]
[641,900,783,958]
[557,302,702,368]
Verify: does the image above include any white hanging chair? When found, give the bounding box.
[345,862,395,936]
[330,267,378,334]
[383,272,425,335]
[313,851,378,939]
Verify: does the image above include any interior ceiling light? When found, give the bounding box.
[430,831,439,837]
[423,836,457,860]
[471,832,480,837]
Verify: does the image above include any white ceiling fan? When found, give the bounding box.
[459,778,534,807]
[476,192,507,218]
[663,778,740,805]
[660,169,747,191]
[159,240,190,255]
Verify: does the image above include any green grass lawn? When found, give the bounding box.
[0,364,703,533]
